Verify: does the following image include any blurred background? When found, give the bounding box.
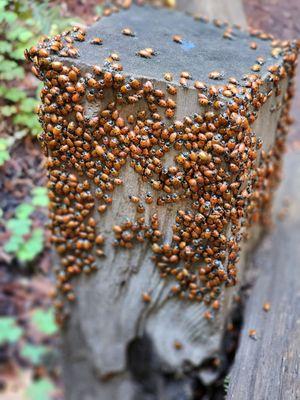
[0,1,299,399]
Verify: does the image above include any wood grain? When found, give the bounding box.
[226,147,300,400]
[53,5,293,400]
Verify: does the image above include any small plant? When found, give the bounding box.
[31,308,58,336]
[31,186,50,207]
[0,317,23,345]
[26,377,55,400]
[0,0,79,165]
[4,187,49,263]
[0,1,77,396]
[0,137,11,166]
[20,343,50,365]
[223,375,230,394]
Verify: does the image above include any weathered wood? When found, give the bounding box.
[28,4,297,400]
[59,8,290,398]
[226,147,300,400]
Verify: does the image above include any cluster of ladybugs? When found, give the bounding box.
[25,5,298,324]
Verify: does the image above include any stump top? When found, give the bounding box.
[66,5,280,85]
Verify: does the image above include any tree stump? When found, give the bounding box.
[27,4,298,399]
[226,145,300,399]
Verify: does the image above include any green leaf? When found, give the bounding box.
[26,378,55,400]
[13,112,39,131]
[4,212,33,255]
[6,217,32,235]
[0,85,6,96]
[21,343,49,365]
[1,105,17,117]
[0,317,23,344]
[0,0,9,13]
[31,308,58,336]
[0,41,12,53]
[19,29,34,43]
[19,97,38,113]
[223,375,230,394]
[4,87,26,102]
[15,203,34,219]
[0,138,10,149]
[0,60,18,72]
[0,11,17,24]
[11,47,27,60]
[0,138,11,165]
[32,187,49,207]
[0,64,24,80]
[0,148,10,165]
[36,82,44,97]
[0,152,9,165]
[4,235,23,253]
[17,228,44,262]
[6,26,33,42]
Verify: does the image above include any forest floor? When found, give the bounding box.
[0,0,299,399]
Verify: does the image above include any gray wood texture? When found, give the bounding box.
[66,5,258,86]
[226,146,300,400]
[54,4,291,400]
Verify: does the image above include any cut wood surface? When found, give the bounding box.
[226,144,300,400]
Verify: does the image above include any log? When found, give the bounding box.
[27,4,298,399]
[226,145,300,399]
